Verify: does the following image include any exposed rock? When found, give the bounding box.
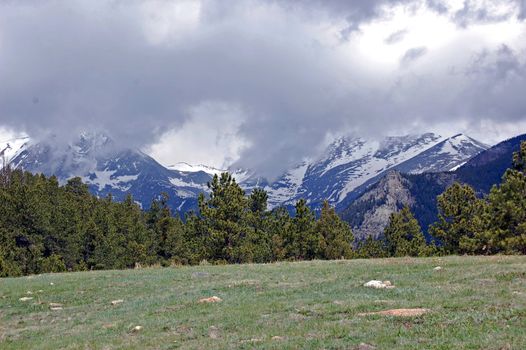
[240,338,263,344]
[358,308,430,317]
[363,280,395,289]
[198,296,222,303]
[345,171,416,240]
[357,343,377,350]
[434,266,443,271]
[49,303,63,308]
[19,297,33,302]
[111,299,124,306]
[132,326,143,333]
[271,336,286,341]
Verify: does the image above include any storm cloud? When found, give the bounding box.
[0,0,525,177]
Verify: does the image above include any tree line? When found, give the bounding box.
[0,142,525,277]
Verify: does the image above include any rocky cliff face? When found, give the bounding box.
[342,171,414,241]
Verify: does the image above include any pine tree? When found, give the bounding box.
[383,206,428,257]
[429,183,485,254]
[284,199,320,260]
[315,201,354,259]
[198,173,253,263]
[355,236,388,258]
[484,166,526,254]
[246,188,273,263]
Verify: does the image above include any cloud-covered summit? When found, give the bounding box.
[0,0,525,177]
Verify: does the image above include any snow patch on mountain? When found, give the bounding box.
[0,136,30,167]
[85,171,139,191]
[169,162,225,176]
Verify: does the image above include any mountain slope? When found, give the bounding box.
[9,133,212,212]
[243,133,487,211]
[8,131,488,216]
[341,133,526,241]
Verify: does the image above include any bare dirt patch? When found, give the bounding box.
[358,308,430,317]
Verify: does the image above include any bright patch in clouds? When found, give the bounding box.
[139,0,202,45]
[148,102,249,169]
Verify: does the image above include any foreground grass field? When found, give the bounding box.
[1,256,525,349]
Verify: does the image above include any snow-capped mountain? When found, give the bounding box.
[9,133,213,213]
[238,133,487,211]
[8,132,488,215]
[0,135,29,168]
[393,134,489,174]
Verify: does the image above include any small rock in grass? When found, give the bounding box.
[198,296,222,303]
[358,343,377,350]
[19,297,33,302]
[363,280,395,289]
[434,266,443,271]
[111,299,124,306]
[26,291,33,295]
[132,326,143,333]
[240,338,263,344]
[271,336,286,341]
[50,306,63,311]
[49,303,63,308]
[50,282,54,286]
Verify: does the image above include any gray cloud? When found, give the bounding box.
[401,47,428,66]
[385,29,408,45]
[0,0,525,178]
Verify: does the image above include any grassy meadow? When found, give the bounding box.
[1,256,525,349]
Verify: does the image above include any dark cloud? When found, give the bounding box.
[0,0,525,177]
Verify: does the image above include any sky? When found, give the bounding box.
[0,0,526,177]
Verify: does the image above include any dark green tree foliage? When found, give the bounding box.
[283,199,320,260]
[198,173,254,263]
[316,201,354,259]
[383,206,428,257]
[355,236,388,259]
[3,140,526,278]
[429,183,485,254]
[482,142,526,254]
[0,169,153,276]
[428,141,526,255]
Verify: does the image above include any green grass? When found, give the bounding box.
[1,256,525,349]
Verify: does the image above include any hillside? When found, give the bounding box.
[342,134,526,240]
[1,256,525,349]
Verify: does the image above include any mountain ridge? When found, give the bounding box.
[7,132,488,215]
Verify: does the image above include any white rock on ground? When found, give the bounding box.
[363,280,395,289]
